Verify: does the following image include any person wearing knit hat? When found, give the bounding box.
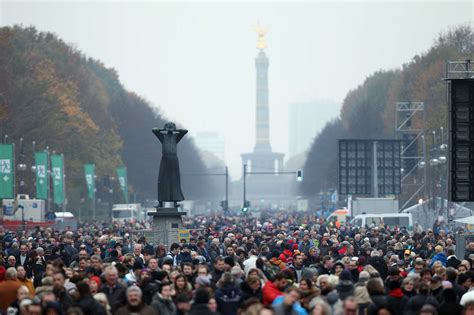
[336,270,354,300]
[386,279,409,314]
[89,276,101,294]
[194,276,211,288]
[356,271,370,287]
[333,261,345,277]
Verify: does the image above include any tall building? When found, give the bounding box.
[240,27,286,199]
[288,100,340,158]
[195,131,225,162]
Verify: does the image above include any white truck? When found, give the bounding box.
[351,197,399,216]
[2,194,46,221]
[112,203,142,222]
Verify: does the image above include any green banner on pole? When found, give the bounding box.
[116,167,129,203]
[34,152,49,200]
[51,154,65,205]
[0,144,14,199]
[84,164,95,200]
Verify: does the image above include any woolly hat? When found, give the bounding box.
[358,271,370,283]
[339,270,353,282]
[90,276,101,287]
[195,276,211,286]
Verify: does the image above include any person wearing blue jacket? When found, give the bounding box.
[272,287,308,315]
[430,245,447,268]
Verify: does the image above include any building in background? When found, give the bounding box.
[288,100,340,158]
[195,131,225,163]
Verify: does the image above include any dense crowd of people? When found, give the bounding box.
[0,211,473,315]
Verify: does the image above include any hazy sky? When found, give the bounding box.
[1,1,472,177]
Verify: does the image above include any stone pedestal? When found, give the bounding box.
[147,208,186,247]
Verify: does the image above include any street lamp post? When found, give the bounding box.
[17,137,27,231]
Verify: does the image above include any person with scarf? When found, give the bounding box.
[151,282,176,315]
[386,279,408,315]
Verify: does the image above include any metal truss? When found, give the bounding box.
[395,102,427,209]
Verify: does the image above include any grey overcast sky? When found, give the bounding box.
[1,1,472,177]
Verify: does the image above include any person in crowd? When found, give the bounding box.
[74,281,107,315]
[0,267,23,313]
[152,282,176,315]
[189,288,218,315]
[272,287,307,315]
[99,265,127,313]
[263,272,292,305]
[240,274,263,303]
[116,285,155,315]
[215,272,241,315]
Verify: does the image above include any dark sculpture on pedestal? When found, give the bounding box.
[148,122,188,247]
[152,122,188,208]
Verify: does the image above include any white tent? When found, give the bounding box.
[454,216,474,224]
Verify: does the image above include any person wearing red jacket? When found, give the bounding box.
[262,272,291,305]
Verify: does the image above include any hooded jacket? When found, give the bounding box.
[430,252,447,268]
[215,282,241,315]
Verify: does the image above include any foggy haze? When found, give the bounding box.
[1,1,472,178]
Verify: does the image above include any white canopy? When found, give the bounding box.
[454,216,474,224]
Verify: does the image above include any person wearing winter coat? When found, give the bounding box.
[367,278,388,315]
[354,286,372,315]
[386,279,409,315]
[438,288,463,315]
[73,281,107,315]
[262,272,291,305]
[151,282,176,315]
[405,282,438,315]
[115,286,155,315]
[336,270,355,301]
[272,287,308,315]
[239,275,262,303]
[215,272,241,315]
[189,288,219,315]
[429,245,447,268]
[99,266,127,313]
[368,250,388,280]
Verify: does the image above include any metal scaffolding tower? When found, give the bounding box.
[395,102,427,209]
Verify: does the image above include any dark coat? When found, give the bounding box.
[446,256,461,269]
[405,294,438,315]
[53,287,74,313]
[99,283,127,313]
[189,303,218,315]
[367,293,387,315]
[438,302,463,315]
[215,283,241,315]
[368,256,388,280]
[239,281,262,303]
[115,304,156,315]
[151,293,176,315]
[386,295,409,315]
[74,294,107,315]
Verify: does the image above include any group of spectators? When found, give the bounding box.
[0,211,473,315]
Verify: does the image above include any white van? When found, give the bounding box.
[112,204,141,222]
[350,213,413,229]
